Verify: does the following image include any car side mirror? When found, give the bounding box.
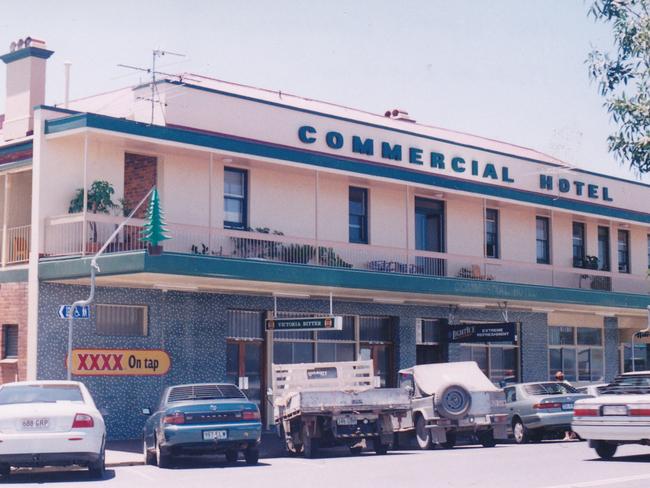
[142,407,152,416]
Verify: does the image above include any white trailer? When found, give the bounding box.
[272,360,410,458]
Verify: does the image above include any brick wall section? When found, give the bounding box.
[124,153,157,218]
[604,317,619,381]
[0,282,27,383]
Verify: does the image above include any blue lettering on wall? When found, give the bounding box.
[325,131,344,149]
[559,178,571,193]
[588,184,599,199]
[451,157,466,173]
[430,152,445,169]
[352,136,374,156]
[540,175,553,190]
[574,181,585,196]
[482,163,498,180]
[409,147,423,165]
[381,142,402,161]
[603,187,613,201]
[501,167,515,183]
[471,160,479,176]
[298,125,317,144]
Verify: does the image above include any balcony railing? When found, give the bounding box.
[3,225,30,265]
[43,213,649,295]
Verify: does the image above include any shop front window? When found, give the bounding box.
[416,319,445,365]
[621,343,650,373]
[549,326,603,382]
[459,344,519,385]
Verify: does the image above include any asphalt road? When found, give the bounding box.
[5,441,650,488]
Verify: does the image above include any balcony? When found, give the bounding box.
[0,225,30,266]
[42,213,649,296]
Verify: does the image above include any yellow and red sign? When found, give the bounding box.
[69,349,171,376]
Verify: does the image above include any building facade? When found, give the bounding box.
[1,40,649,439]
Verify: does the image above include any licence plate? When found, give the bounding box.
[22,418,49,430]
[603,405,627,416]
[203,430,227,440]
[562,403,574,411]
[337,416,357,426]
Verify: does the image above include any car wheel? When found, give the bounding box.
[478,430,496,448]
[155,434,173,469]
[88,444,106,479]
[441,431,456,449]
[372,438,389,455]
[225,449,239,464]
[415,415,432,450]
[0,464,10,478]
[594,441,617,460]
[512,419,529,444]
[143,437,156,465]
[349,446,363,456]
[244,446,259,465]
[302,423,319,459]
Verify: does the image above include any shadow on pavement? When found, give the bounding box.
[0,468,116,484]
[586,453,650,463]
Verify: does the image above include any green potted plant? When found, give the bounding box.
[68,180,118,253]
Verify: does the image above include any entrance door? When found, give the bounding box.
[226,341,263,412]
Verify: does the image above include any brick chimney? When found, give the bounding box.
[0,37,53,141]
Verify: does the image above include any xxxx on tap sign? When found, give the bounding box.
[68,349,171,376]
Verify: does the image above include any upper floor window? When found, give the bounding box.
[224,168,248,229]
[2,324,18,359]
[618,229,630,273]
[536,216,550,264]
[485,208,499,259]
[415,197,445,252]
[572,222,585,267]
[598,226,610,271]
[349,187,368,244]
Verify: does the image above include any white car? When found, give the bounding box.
[0,381,106,478]
[572,372,650,459]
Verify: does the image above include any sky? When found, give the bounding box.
[0,0,645,183]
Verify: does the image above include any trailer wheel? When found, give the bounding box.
[302,423,319,459]
[594,441,617,460]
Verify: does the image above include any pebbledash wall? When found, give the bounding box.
[35,281,620,440]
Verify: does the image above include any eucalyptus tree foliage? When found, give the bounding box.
[588,0,650,174]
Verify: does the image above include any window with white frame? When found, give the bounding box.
[548,326,603,382]
[96,304,148,336]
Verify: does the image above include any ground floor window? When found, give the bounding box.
[459,344,519,385]
[620,344,650,373]
[416,319,445,365]
[548,326,603,382]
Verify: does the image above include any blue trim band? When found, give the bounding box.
[0,47,54,64]
[37,252,650,310]
[165,80,650,190]
[0,141,32,157]
[44,112,650,224]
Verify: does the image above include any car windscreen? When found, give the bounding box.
[524,383,579,395]
[600,374,650,394]
[167,384,246,403]
[0,384,84,405]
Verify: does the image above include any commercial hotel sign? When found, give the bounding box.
[69,349,171,376]
[297,125,614,202]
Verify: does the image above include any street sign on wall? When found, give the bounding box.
[68,349,171,376]
[58,305,90,319]
[265,316,343,331]
[447,322,518,344]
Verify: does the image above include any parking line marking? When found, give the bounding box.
[542,473,650,488]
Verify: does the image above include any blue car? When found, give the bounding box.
[143,383,262,468]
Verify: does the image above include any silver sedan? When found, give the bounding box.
[503,382,591,444]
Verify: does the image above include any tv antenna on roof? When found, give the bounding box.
[118,48,185,124]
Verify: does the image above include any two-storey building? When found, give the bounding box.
[1,39,649,439]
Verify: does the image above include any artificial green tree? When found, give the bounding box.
[140,188,170,255]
